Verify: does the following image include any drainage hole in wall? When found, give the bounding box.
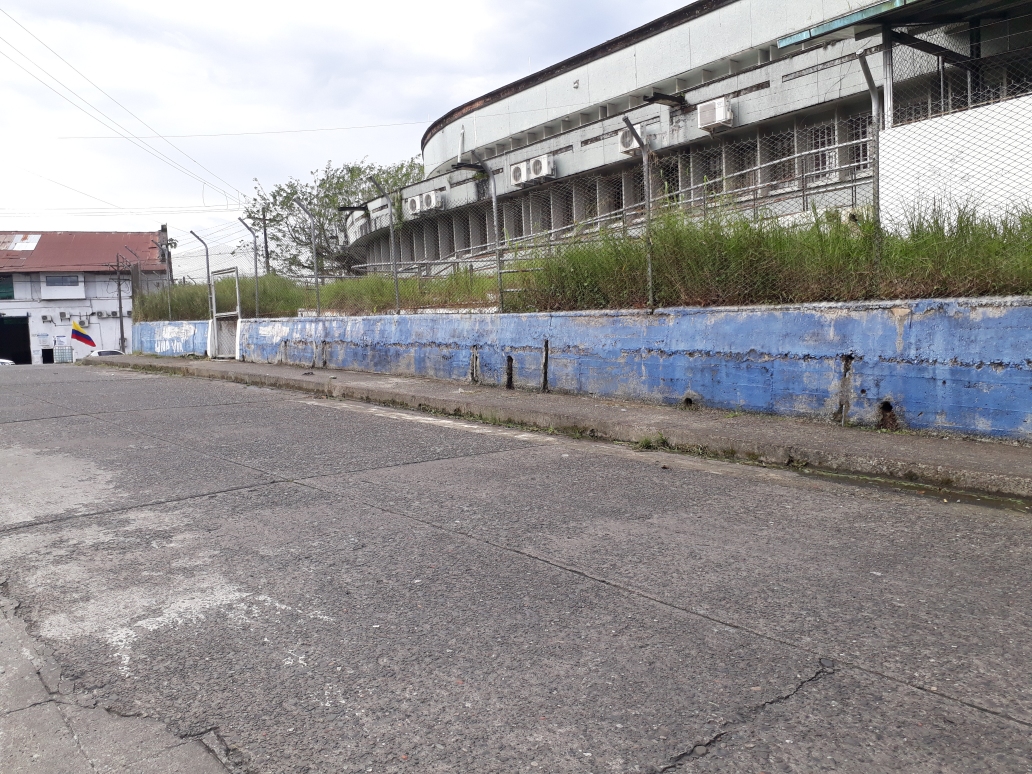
[878,400,901,431]
[860,389,867,395]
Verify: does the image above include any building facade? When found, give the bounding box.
[342,0,1032,276]
[0,230,170,364]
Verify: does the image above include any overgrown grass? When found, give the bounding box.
[136,206,1032,321]
[513,206,1032,311]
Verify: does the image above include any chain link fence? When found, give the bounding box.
[140,21,1032,323]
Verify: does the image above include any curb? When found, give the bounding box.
[83,358,1032,503]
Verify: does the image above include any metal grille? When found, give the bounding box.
[215,319,237,360]
[885,13,1032,223]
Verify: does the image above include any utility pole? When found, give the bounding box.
[238,218,261,318]
[123,245,143,322]
[368,177,401,314]
[151,239,173,320]
[261,207,271,274]
[114,254,127,352]
[290,199,321,317]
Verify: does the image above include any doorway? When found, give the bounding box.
[41,348,55,364]
[0,316,31,364]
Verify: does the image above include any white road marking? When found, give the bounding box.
[299,400,555,443]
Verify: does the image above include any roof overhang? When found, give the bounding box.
[778,0,1029,48]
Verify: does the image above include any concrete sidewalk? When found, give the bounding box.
[85,355,1032,502]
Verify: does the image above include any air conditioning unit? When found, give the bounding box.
[698,97,734,131]
[40,315,53,323]
[59,311,68,320]
[125,310,132,318]
[619,123,649,155]
[404,195,422,218]
[421,190,444,212]
[77,319,88,328]
[527,154,555,183]
[510,161,529,188]
[95,311,106,318]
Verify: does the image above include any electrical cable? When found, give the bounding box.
[0,36,242,203]
[0,8,246,201]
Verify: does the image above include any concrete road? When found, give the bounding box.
[1,364,1029,773]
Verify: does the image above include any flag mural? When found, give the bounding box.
[71,321,96,348]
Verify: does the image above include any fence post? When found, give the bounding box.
[623,117,655,310]
[369,177,401,314]
[858,51,883,265]
[238,218,260,318]
[189,231,213,356]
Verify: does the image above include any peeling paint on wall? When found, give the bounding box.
[135,296,1032,439]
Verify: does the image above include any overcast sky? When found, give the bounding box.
[0,0,687,264]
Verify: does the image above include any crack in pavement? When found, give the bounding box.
[298,478,1032,732]
[653,665,836,771]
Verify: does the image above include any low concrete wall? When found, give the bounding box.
[134,297,1032,439]
[133,321,209,357]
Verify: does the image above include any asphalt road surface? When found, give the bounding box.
[1,364,1030,773]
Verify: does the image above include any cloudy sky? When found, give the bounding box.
[0,0,687,267]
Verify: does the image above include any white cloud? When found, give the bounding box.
[0,0,686,251]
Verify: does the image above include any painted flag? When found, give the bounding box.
[71,320,96,348]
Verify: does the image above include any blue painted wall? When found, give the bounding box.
[134,297,1032,439]
[134,321,209,357]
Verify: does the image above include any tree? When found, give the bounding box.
[244,157,423,277]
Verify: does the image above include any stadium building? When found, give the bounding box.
[343,0,1032,280]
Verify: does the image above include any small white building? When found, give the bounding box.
[0,229,170,364]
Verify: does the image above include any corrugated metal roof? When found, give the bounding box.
[0,231,164,273]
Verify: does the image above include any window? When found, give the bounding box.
[809,125,836,177]
[46,275,79,287]
[847,114,872,173]
[0,274,12,300]
[767,132,795,186]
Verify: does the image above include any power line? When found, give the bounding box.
[0,36,243,204]
[59,120,431,140]
[15,166,121,208]
[0,8,246,200]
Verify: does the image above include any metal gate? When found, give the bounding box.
[211,267,241,360]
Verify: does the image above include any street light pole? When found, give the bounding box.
[238,218,260,318]
[622,117,655,309]
[291,200,321,317]
[468,150,504,313]
[369,177,401,314]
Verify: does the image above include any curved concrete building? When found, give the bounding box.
[345,0,1032,276]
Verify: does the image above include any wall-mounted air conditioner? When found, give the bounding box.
[421,190,444,212]
[59,311,68,320]
[405,195,422,218]
[510,161,529,188]
[527,154,555,183]
[95,311,106,318]
[40,315,53,323]
[619,123,649,155]
[125,310,132,318]
[698,97,734,131]
[77,319,88,328]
